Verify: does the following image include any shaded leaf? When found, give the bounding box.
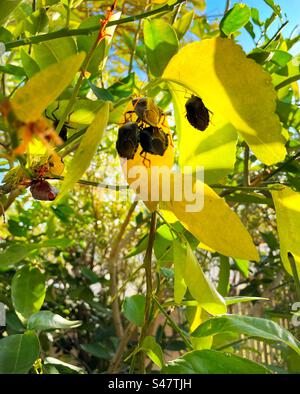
[0,331,40,374]
[161,349,270,374]
[122,294,145,326]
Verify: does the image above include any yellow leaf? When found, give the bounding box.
[272,186,300,276]
[11,53,85,123]
[58,102,110,199]
[168,82,238,183]
[160,176,259,261]
[162,38,286,165]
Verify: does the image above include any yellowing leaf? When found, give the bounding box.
[11,53,85,122]
[58,102,110,199]
[181,240,226,315]
[272,186,300,276]
[163,38,286,165]
[161,177,259,261]
[168,82,238,183]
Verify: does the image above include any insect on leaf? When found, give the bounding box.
[162,38,286,165]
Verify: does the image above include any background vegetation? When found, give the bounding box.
[0,0,300,374]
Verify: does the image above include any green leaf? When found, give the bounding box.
[161,349,270,374]
[191,314,300,356]
[220,4,251,35]
[0,331,40,374]
[0,244,32,270]
[77,12,121,75]
[126,234,148,258]
[12,265,46,322]
[173,10,194,40]
[27,311,82,331]
[122,294,145,326]
[11,52,85,122]
[20,48,40,78]
[217,256,230,296]
[277,101,300,130]
[142,336,164,368]
[173,239,187,304]
[0,0,22,25]
[0,64,26,77]
[263,0,282,17]
[25,8,48,35]
[224,296,269,305]
[143,19,179,77]
[58,101,110,199]
[234,258,249,278]
[0,238,73,270]
[32,37,77,69]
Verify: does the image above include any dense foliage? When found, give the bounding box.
[0,0,300,374]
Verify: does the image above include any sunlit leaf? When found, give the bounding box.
[220,4,251,35]
[160,177,259,261]
[11,265,46,322]
[144,19,179,77]
[0,0,22,25]
[271,186,300,276]
[142,336,164,368]
[162,38,286,165]
[10,53,85,122]
[58,101,110,199]
[192,314,300,356]
[168,83,238,183]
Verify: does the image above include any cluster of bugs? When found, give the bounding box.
[116,97,170,167]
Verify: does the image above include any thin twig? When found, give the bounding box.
[5,1,186,50]
[137,211,157,373]
[108,322,136,373]
[108,201,138,338]
[262,20,289,49]
[153,296,192,350]
[243,144,250,187]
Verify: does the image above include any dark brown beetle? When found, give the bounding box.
[116,122,140,160]
[30,180,58,201]
[140,126,169,157]
[185,95,211,131]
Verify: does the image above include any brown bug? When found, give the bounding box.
[30,180,58,201]
[139,126,169,166]
[116,122,140,160]
[185,95,211,131]
[126,97,164,127]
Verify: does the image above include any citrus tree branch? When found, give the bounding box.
[5,0,186,51]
